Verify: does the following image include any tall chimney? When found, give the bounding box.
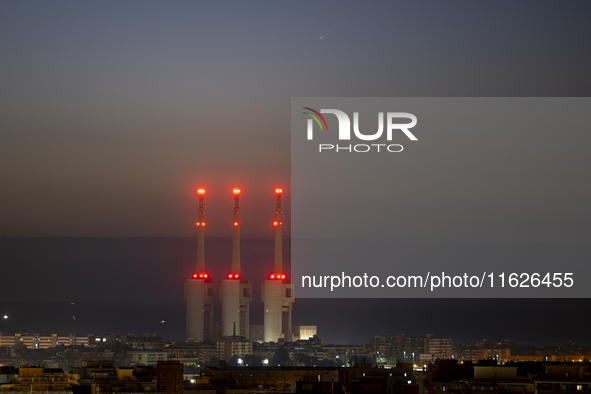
[196,189,205,273]
[274,188,283,273]
[232,189,240,273]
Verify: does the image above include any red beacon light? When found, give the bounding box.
[197,189,205,194]
[233,189,240,194]
[227,273,241,279]
[234,222,238,226]
[269,273,286,280]
[276,188,282,193]
[193,272,209,279]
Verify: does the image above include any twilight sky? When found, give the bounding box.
[2,1,591,237]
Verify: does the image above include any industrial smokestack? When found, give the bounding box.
[274,188,283,273]
[232,189,240,273]
[196,189,206,273]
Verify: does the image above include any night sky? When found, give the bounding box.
[1,1,591,344]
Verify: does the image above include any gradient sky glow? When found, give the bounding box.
[2,0,591,238]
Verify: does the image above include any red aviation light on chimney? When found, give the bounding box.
[197,189,205,194]
[275,188,282,193]
[233,189,240,194]
[234,222,238,226]
[196,222,205,226]
[269,273,286,280]
[227,272,241,279]
[192,272,209,279]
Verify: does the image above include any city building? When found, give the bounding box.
[322,344,367,365]
[369,334,454,364]
[416,359,473,394]
[199,360,417,393]
[216,337,253,362]
[164,342,217,363]
[127,349,167,366]
[75,363,157,394]
[199,361,335,391]
[0,333,89,349]
[156,361,183,394]
[292,325,317,341]
[426,336,453,360]
[0,365,80,392]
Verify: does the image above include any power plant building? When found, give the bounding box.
[220,189,252,338]
[185,189,216,342]
[185,187,295,344]
[261,189,294,342]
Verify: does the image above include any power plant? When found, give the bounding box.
[261,189,294,342]
[185,188,294,344]
[220,189,252,338]
[185,189,216,342]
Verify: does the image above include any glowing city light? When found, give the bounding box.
[197,189,205,194]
